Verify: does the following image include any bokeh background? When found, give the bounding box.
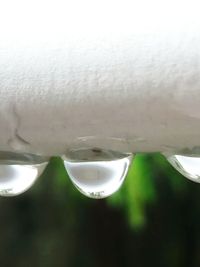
[0,153,200,267]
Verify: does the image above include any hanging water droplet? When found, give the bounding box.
[165,153,200,183]
[63,148,132,199]
[0,151,48,196]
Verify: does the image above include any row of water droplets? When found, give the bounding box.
[0,144,200,198]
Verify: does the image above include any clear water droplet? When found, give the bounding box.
[0,152,48,196]
[166,154,200,183]
[63,148,132,199]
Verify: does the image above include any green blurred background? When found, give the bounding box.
[0,153,200,267]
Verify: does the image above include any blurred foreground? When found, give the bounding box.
[0,154,200,267]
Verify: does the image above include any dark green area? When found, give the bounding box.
[0,154,200,267]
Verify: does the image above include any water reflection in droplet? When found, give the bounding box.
[63,148,132,199]
[0,152,48,196]
[166,154,200,183]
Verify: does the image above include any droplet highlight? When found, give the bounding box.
[166,154,200,183]
[0,152,48,196]
[63,148,132,199]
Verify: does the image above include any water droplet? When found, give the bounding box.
[63,148,132,199]
[166,154,200,183]
[0,152,48,196]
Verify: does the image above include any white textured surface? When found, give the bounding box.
[0,0,200,156]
